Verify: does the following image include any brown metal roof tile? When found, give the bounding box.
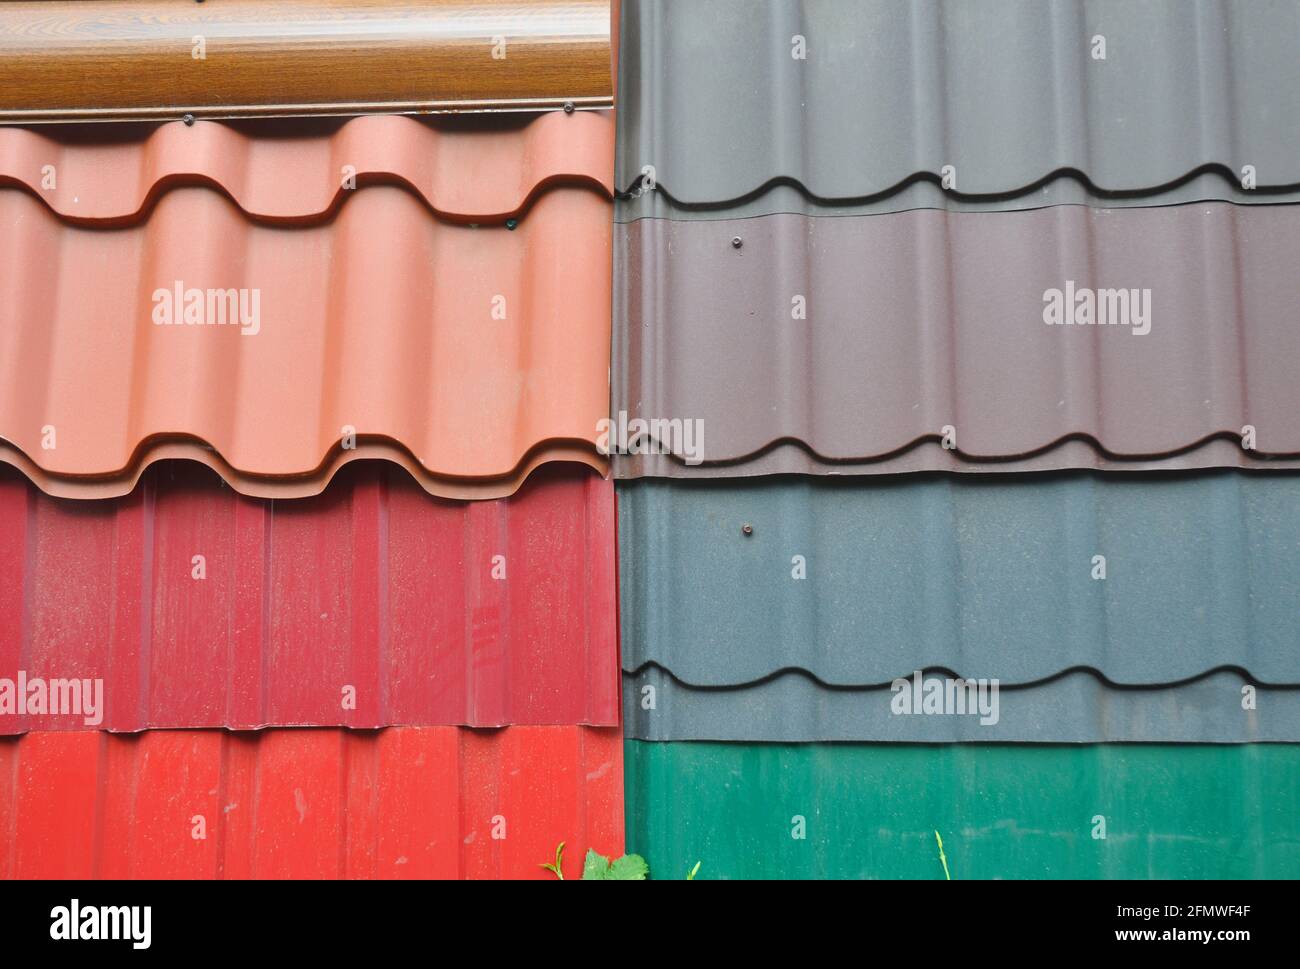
[0,120,612,498]
[614,204,1300,476]
[0,0,613,122]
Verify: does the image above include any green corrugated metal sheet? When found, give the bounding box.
[625,742,1300,879]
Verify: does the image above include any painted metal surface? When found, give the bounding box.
[625,669,1298,743]
[0,0,613,122]
[614,204,1300,478]
[617,173,1300,222]
[625,741,1300,879]
[619,474,1300,686]
[0,172,611,500]
[0,462,617,731]
[0,727,623,879]
[0,112,614,223]
[616,0,1300,212]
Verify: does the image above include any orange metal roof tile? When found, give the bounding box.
[0,116,612,499]
[0,112,614,223]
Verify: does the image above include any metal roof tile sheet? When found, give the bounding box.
[617,175,1300,223]
[0,463,617,731]
[625,669,1299,743]
[0,0,613,122]
[625,741,1300,879]
[0,726,623,879]
[614,204,1300,476]
[0,145,612,499]
[618,474,1300,686]
[0,113,614,223]
[616,0,1300,212]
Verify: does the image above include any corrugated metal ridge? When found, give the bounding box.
[624,741,1300,879]
[0,183,611,499]
[0,727,624,879]
[616,175,1300,223]
[617,0,1300,204]
[0,0,613,122]
[625,668,1299,743]
[614,204,1300,474]
[0,463,618,731]
[618,473,1300,686]
[0,113,614,224]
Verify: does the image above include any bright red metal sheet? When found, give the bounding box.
[0,726,623,879]
[0,462,618,730]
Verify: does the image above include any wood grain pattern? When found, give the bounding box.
[0,0,612,121]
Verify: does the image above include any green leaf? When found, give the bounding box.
[687,861,701,880]
[607,854,649,881]
[582,848,612,880]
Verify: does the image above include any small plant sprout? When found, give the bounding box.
[687,861,701,880]
[540,841,566,880]
[935,830,952,880]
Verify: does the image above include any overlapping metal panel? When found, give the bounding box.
[0,463,617,731]
[616,0,1300,214]
[624,741,1300,879]
[618,174,1300,223]
[0,0,613,122]
[0,727,624,879]
[625,669,1297,743]
[614,204,1300,478]
[0,119,613,499]
[619,474,1300,686]
[0,113,614,222]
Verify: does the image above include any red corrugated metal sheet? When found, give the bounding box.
[0,115,612,500]
[0,113,614,222]
[0,462,617,731]
[0,726,623,879]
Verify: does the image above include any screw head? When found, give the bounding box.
[563,101,575,114]
[731,236,743,249]
[741,523,753,536]
[182,113,196,126]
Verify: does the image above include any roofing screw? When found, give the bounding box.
[182,113,195,126]
[731,236,743,249]
[563,101,575,114]
[741,523,754,536]
[505,218,518,231]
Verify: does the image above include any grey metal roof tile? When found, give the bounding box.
[618,473,1300,686]
[617,0,1300,212]
[625,668,1298,742]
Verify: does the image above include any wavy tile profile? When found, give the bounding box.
[618,0,1300,208]
[0,727,624,879]
[625,668,1299,743]
[0,112,614,224]
[0,183,611,498]
[614,204,1300,475]
[0,463,617,731]
[619,474,1300,687]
